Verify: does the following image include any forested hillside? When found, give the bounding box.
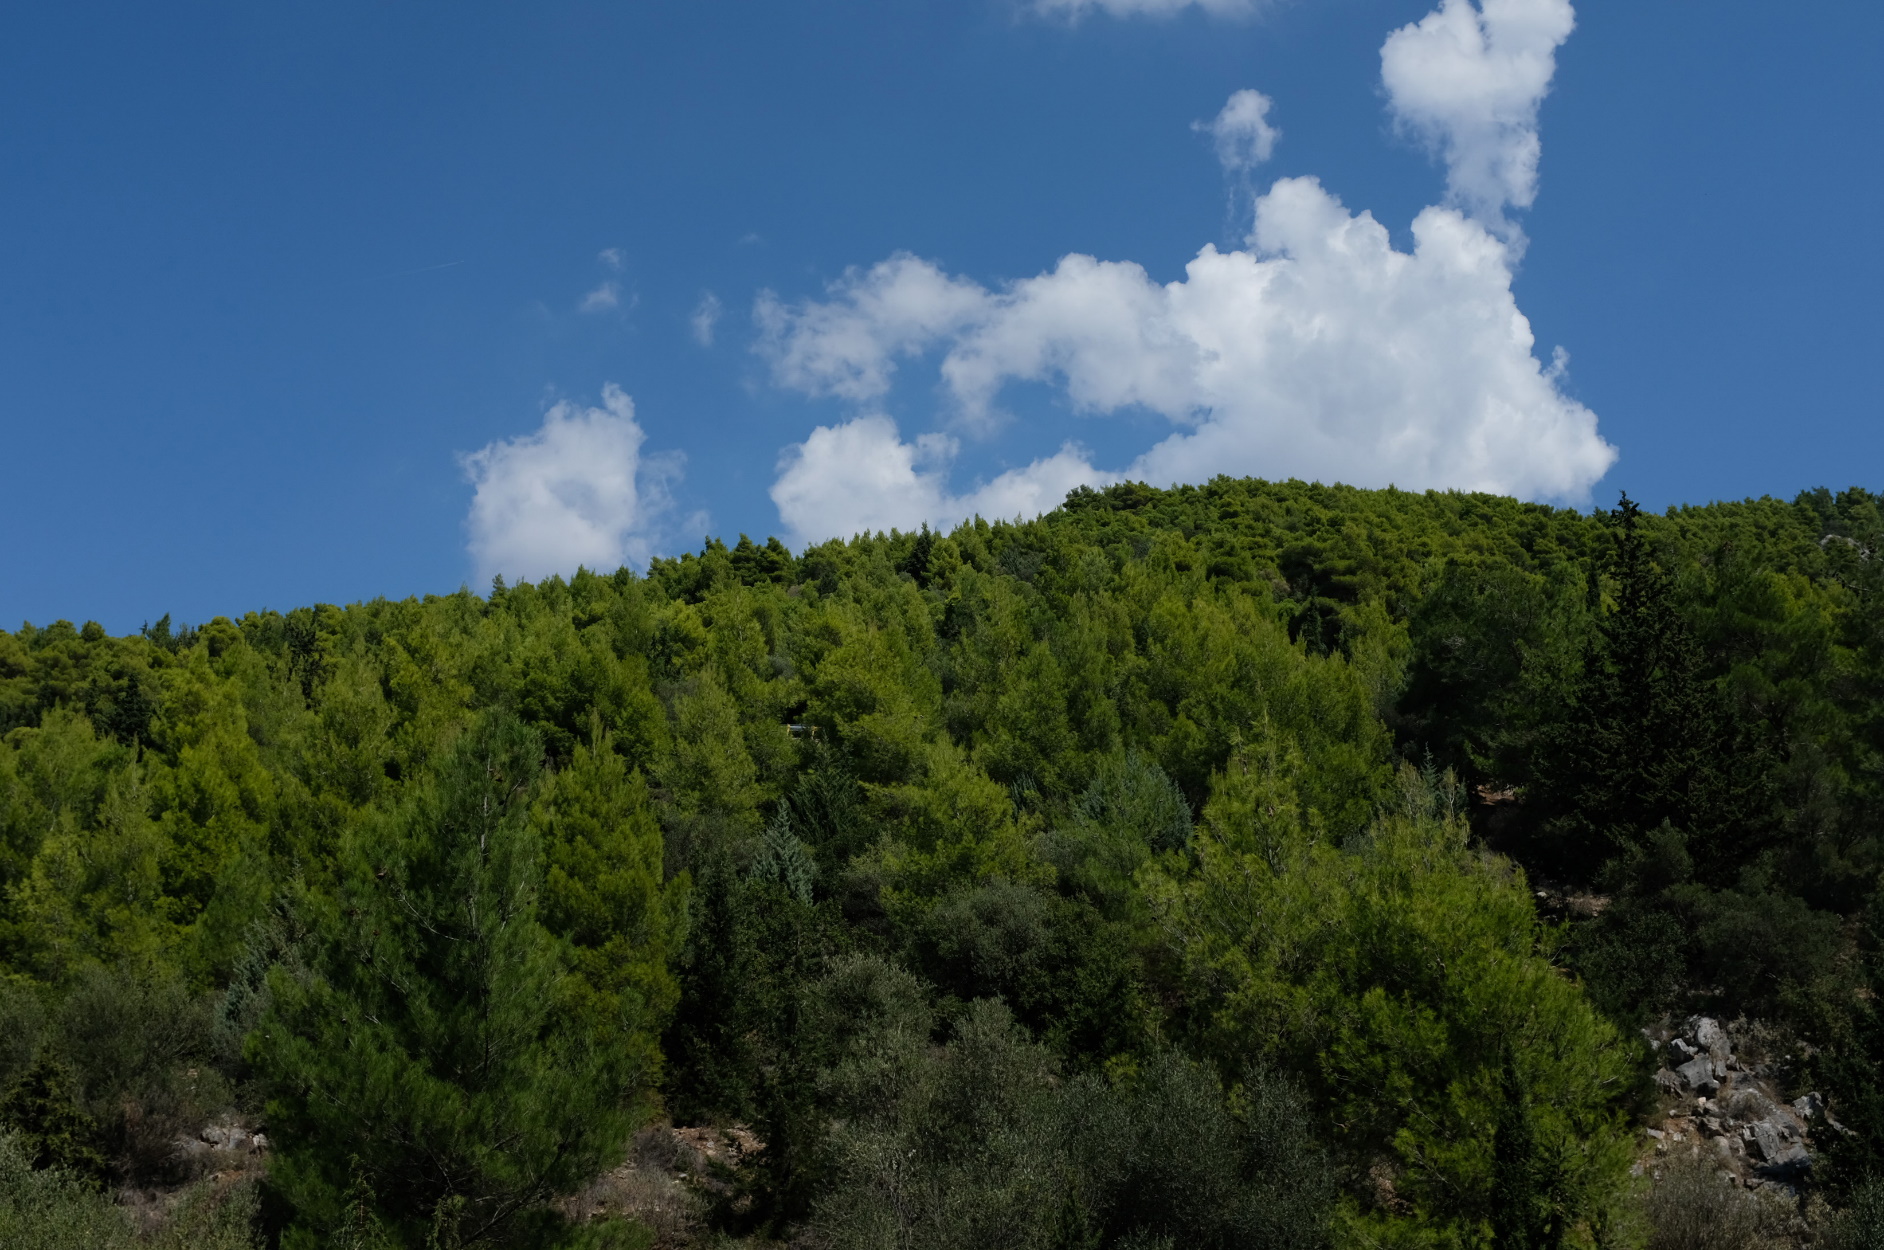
[2,477,1881,1248]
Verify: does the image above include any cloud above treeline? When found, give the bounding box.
[461,0,1612,579]
[756,0,1609,547]
[461,385,680,586]
[1381,0,1577,240]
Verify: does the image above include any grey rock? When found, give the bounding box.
[199,1124,251,1152]
[1686,1016,1733,1064]
[1758,1142,1811,1177]
[1750,1118,1807,1168]
[1678,1056,1719,1094]
[1793,1092,1826,1122]
[1654,1068,1684,1096]
[1669,1038,1699,1062]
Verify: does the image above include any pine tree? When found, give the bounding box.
[534,728,681,1097]
[751,809,818,905]
[253,712,639,1248]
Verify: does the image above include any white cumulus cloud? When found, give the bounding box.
[770,414,1108,546]
[461,385,680,584]
[762,178,1612,528]
[758,0,1611,546]
[1198,88,1280,173]
[1381,0,1576,233]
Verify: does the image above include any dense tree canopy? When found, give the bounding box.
[2,476,1881,1246]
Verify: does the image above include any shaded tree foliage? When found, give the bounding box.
[254,714,647,1248]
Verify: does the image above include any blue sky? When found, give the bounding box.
[4,0,1880,631]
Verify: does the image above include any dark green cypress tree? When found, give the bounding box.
[1490,1053,1547,1250]
[1537,494,1772,883]
[1818,887,1884,1196]
[739,877,830,1232]
[662,844,759,1127]
[665,831,836,1232]
[253,712,640,1248]
[899,525,936,589]
[729,534,797,587]
[0,1055,105,1178]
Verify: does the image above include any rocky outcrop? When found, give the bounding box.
[169,1120,268,1167]
[1643,1015,1837,1192]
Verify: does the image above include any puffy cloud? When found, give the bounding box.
[940,252,1202,425]
[1034,0,1260,18]
[770,414,1108,545]
[461,385,680,584]
[1381,0,1576,231]
[1119,178,1612,497]
[761,0,1612,544]
[764,179,1612,517]
[598,247,625,270]
[579,281,621,313]
[1198,89,1280,173]
[691,291,723,347]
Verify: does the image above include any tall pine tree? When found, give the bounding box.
[253,712,641,1248]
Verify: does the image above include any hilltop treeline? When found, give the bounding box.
[1,477,1881,1247]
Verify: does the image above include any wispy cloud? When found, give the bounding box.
[691,291,723,347]
[755,256,989,405]
[579,281,621,313]
[1034,0,1262,19]
[1197,89,1279,173]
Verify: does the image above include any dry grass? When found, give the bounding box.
[1641,1150,1797,1250]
